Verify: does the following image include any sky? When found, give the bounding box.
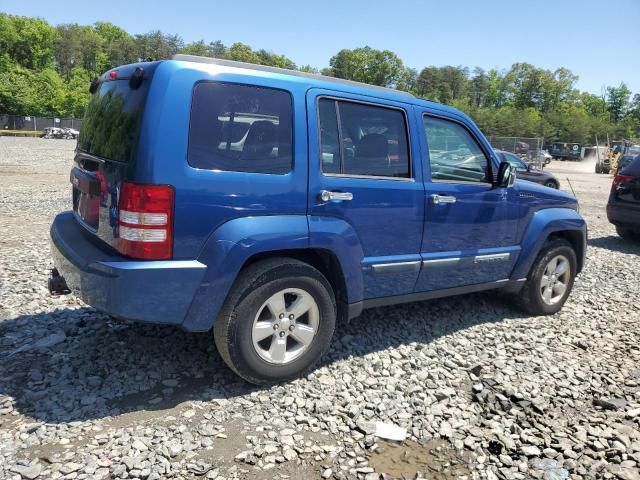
[4,0,640,95]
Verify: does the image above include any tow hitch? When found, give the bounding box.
[48,268,70,295]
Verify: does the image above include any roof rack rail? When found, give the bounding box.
[171,54,414,98]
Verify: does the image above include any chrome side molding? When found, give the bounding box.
[422,257,461,266]
[370,261,421,273]
[474,253,510,263]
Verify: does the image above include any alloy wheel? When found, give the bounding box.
[539,254,571,305]
[251,288,319,364]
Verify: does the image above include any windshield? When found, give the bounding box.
[77,79,150,162]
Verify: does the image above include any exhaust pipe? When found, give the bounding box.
[48,268,70,295]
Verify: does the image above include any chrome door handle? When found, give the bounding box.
[320,190,353,202]
[430,194,456,205]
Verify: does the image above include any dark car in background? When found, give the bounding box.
[607,154,640,241]
[548,142,582,161]
[496,150,560,189]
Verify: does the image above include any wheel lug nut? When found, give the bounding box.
[288,314,294,320]
[289,325,295,331]
[273,324,279,330]
[279,331,286,337]
[279,313,285,319]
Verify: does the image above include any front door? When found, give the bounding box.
[307,89,424,299]
[415,112,519,292]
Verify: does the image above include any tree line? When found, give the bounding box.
[1,13,638,143]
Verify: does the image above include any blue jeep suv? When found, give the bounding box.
[50,55,587,384]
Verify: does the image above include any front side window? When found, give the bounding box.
[319,98,410,178]
[189,82,293,174]
[423,116,489,183]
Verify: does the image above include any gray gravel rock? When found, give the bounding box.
[10,463,42,479]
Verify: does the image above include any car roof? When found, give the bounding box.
[170,55,464,116]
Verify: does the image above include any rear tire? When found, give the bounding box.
[544,180,559,189]
[515,238,577,316]
[213,258,336,385]
[616,226,640,242]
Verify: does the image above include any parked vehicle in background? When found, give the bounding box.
[548,142,582,161]
[530,149,552,166]
[40,127,79,139]
[495,150,559,188]
[607,155,640,241]
[539,150,552,165]
[48,56,587,384]
[514,141,530,154]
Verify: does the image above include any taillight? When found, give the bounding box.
[613,174,634,189]
[117,181,174,260]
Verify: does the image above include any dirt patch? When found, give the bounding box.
[368,439,474,479]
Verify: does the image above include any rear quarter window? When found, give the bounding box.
[78,80,149,162]
[188,82,293,174]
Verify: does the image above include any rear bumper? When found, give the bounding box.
[50,211,206,327]
[607,203,640,228]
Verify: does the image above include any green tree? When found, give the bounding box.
[469,68,488,107]
[396,67,418,93]
[298,65,319,74]
[226,42,261,64]
[135,31,183,61]
[606,83,632,123]
[0,14,57,70]
[180,40,211,57]
[327,47,405,87]
[55,24,106,77]
[256,49,296,69]
[62,68,92,117]
[94,22,137,71]
[208,40,227,58]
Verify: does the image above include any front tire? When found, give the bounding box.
[214,258,336,385]
[544,180,559,189]
[515,239,577,315]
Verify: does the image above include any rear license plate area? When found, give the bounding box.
[71,168,100,230]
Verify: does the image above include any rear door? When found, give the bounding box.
[306,89,424,299]
[415,110,519,292]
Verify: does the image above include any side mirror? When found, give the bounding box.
[495,161,516,188]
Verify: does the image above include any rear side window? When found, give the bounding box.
[318,98,410,178]
[189,82,293,174]
[423,116,489,183]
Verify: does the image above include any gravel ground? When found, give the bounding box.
[1,136,639,480]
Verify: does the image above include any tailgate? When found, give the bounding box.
[72,61,159,249]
